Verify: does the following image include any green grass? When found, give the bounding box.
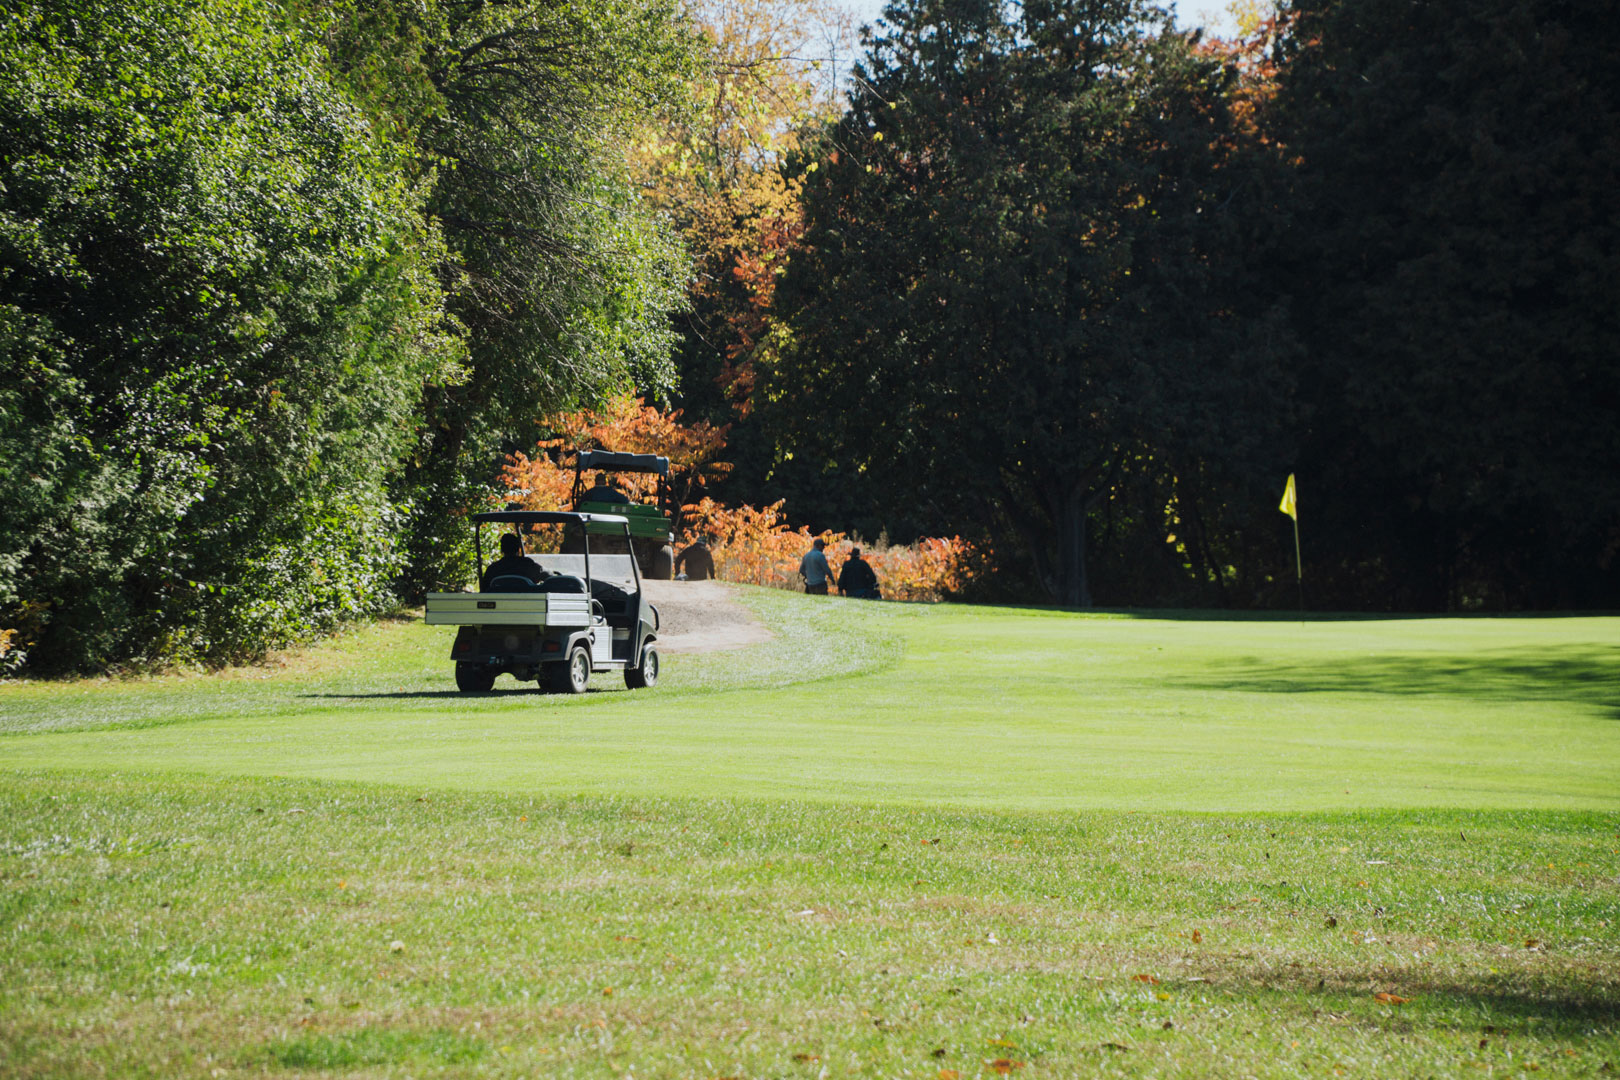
[3,594,1617,811]
[2,593,1618,1076]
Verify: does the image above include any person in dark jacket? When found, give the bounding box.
[674,538,715,580]
[837,547,880,599]
[581,472,630,505]
[481,532,542,590]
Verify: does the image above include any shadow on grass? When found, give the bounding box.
[983,604,1620,622]
[301,687,627,700]
[1168,646,1620,716]
[1166,647,1620,722]
[1195,970,1620,1038]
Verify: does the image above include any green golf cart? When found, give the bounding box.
[570,449,677,580]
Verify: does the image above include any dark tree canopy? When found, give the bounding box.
[763,0,1296,605]
[1272,0,1620,609]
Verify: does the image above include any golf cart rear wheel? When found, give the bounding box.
[548,644,590,694]
[455,663,496,693]
[625,644,659,689]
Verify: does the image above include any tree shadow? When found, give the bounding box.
[1182,967,1620,1039]
[982,604,1619,622]
[301,687,622,701]
[1169,645,1620,717]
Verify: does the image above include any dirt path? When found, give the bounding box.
[640,580,773,653]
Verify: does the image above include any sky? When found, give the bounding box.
[840,0,1238,37]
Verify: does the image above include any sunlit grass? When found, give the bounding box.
[1,772,1615,1078]
[3,597,1616,812]
[2,594,1618,1075]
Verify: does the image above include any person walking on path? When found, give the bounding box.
[837,547,880,599]
[798,538,832,595]
[674,538,715,581]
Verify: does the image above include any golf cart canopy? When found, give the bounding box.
[473,510,629,526]
[576,450,669,476]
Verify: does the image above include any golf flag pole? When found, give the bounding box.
[1279,473,1302,614]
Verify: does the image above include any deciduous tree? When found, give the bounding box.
[763,0,1295,605]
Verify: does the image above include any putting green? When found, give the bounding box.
[3,594,1617,811]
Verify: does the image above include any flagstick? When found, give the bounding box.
[1292,515,1304,621]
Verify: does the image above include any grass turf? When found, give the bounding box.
[2,593,1617,812]
[1,592,1617,1076]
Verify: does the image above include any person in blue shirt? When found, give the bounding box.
[798,538,831,595]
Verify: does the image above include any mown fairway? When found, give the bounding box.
[2,592,1618,1077]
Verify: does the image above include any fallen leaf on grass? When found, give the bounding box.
[1100,1042,1131,1052]
[1132,974,1160,985]
[986,1038,1017,1048]
[1373,993,1409,1005]
[985,1059,1023,1073]
[938,1071,959,1080]
[1525,938,1542,949]
[601,987,614,997]
[791,1052,818,1063]
[1190,929,1202,944]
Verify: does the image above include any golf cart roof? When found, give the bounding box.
[472,510,629,526]
[576,450,669,476]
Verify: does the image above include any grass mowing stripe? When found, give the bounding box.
[2,604,1616,812]
[0,587,906,736]
[1,772,1615,1079]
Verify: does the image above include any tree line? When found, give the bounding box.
[681,0,1619,612]
[1,0,692,673]
[3,0,1615,674]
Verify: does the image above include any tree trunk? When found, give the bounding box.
[1058,482,1090,608]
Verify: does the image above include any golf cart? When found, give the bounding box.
[424,510,661,694]
[570,450,677,580]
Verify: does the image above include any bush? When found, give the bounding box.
[0,0,457,672]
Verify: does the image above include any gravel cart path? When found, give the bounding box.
[640,579,773,653]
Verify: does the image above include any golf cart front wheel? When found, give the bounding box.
[547,645,590,694]
[455,663,496,693]
[625,645,659,689]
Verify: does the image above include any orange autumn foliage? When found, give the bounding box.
[500,394,731,512]
[681,497,976,602]
[498,397,978,601]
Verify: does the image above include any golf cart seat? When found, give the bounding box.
[487,574,543,593]
[538,574,588,594]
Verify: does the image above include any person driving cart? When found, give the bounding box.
[582,472,630,505]
[481,532,543,591]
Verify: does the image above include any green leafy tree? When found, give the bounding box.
[0,0,457,670]
[320,0,699,596]
[763,0,1295,605]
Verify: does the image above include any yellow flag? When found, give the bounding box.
[1279,473,1297,520]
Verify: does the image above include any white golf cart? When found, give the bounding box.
[424,510,660,694]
